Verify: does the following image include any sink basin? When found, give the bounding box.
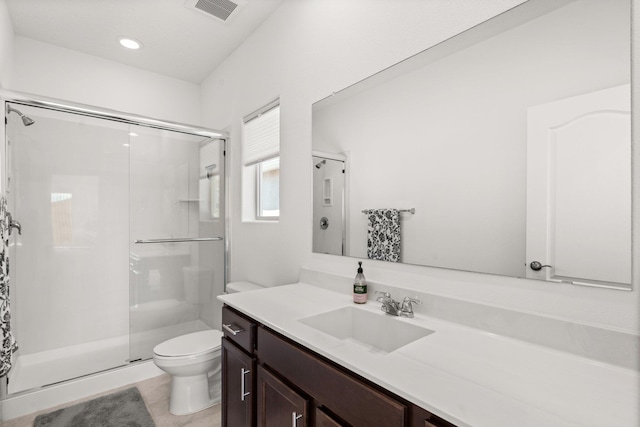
[299,306,434,354]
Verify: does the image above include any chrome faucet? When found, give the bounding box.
[376,291,422,317]
[375,291,401,316]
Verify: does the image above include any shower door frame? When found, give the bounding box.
[0,90,229,398]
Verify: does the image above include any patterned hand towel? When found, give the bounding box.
[366,209,400,262]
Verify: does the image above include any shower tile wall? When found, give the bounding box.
[12,109,130,355]
[9,107,131,392]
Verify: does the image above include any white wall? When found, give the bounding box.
[8,36,201,125]
[0,0,14,88]
[201,0,640,333]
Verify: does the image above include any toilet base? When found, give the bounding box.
[169,373,215,415]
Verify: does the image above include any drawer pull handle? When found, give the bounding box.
[292,412,303,426]
[223,323,245,336]
[241,368,251,401]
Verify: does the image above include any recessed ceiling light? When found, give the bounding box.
[118,37,143,50]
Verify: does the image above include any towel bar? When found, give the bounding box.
[361,208,415,214]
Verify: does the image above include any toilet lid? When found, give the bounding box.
[153,330,222,357]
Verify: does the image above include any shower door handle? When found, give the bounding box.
[9,220,21,235]
[6,212,21,235]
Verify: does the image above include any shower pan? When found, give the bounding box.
[0,93,227,397]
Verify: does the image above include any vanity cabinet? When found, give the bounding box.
[257,326,406,426]
[221,305,457,427]
[221,307,257,427]
[315,408,344,427]
[410,406,457,427]
[257,365,309,426]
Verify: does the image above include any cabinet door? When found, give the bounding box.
[316,407,346,427]
[222,337,255,427]
[257,365,309,427]
[258,327,407,426]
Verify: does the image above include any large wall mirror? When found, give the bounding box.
[312,0,631,289]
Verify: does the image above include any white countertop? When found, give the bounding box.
[218,283,640,427]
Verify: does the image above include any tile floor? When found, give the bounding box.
[4,374,221,427]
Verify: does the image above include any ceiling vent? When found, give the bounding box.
[185,0,246,23]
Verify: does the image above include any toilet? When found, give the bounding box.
[153,330,223,415]
[152,280,263,415]
[226,281,264,294]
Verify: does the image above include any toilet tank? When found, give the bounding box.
[226,281,264,293]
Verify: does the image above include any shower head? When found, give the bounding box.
[315,159,326,169]
[21,115,35,126]
[6,105,35,126]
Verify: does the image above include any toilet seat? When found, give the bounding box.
[153,330,222,358]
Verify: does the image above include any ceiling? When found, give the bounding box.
[6,0,283,83]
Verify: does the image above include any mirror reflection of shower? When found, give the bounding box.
[312,154,346,256]
[6,104,35,126]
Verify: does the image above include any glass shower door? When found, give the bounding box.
[128,126,225,362]
[6,104,131,394]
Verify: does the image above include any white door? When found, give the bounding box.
[526,84,631,287]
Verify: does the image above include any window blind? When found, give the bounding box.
[243,103,280,166]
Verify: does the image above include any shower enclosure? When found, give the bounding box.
[1,93,227,396]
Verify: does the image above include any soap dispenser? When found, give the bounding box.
[353,261,368,304]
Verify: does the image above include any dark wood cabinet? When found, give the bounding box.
[257,365,309,427]
[222,337,256,427]
[257,326,407,427]
[221,305,457,427]
[410,405,458,427]
[315,408,346,427]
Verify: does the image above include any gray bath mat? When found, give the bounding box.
[33,387,155,427]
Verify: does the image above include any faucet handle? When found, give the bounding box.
[403,296,422,305]
[400,296,422,318]
[375,291,391,299]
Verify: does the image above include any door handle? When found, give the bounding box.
[530,261,552,271]
[292,412,303,427]
[223,323,244,336]
[240,368,251,401]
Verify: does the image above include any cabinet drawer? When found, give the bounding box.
[257,326,407,427]
[411,404,457,427]
[222,306,256,354]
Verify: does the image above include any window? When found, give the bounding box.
[243,100,280,219]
